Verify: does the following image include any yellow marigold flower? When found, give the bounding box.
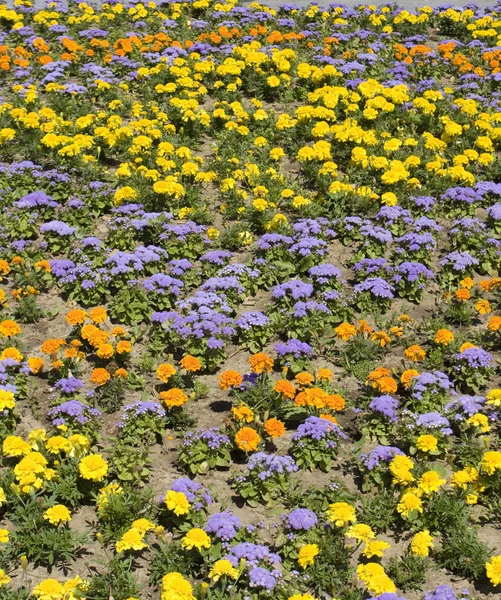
[451,466,478,489]
[218,370,243,390]
[161,573,195,600]
[486,388,501,406]
[248,352,274,374]
[45,436,72,454]
[164,490,191,516]
[1,347,23,362]
[181,528,211,551]
[264,418,285,438]
[460,276,475,289]
[467,412,490,433]
[356,563,396,595]
[0,390,15,411]
[231,403,254,423]
[234,427,261,452]
[404,344,426,362]
[326,502,356,527]
[156,363,177,383]
[0,488,6,506]
[32,579,64,598]
[418,471,446,494]
[397,491,423,517]
[459,342,477,353]
[389,455,415,485]
[0,529,9,543]
[480,450,501,475]
[79,454,108,482]
[416,434,438,453]
[410,531,434,556]
[209,559,239,582]
[362,539,391,558]
[434,328,454,345]
[475,299,491,314]
[486,555,501,586]
[159,388,188,410]
[346,523,375,543]
[297,543,319,568]
[371,331,391,347]
[116,528,148,553]
[43,504,71,525]
[0,568,10,587]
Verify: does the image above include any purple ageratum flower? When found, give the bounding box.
[121,400,166,420]
[181,428,231,450]
[289,235,328,258]
[353,258,392,277]
[445,395,486,420]
[292,416,346,442]
[54,377,84,394]
[486,202,501,220]
[353,277,394,299]
[360,224,393,245]
[424,585,459,600]
[439,251,479,272]
[292,301,331,318]
[247,452,298,480]
[274,339,313,358]
[376,594,408,600]
[287,508,318,531]
[416,412,452,435]
[411,371,453,401]
[225,542,281,567]
[456,347,492,368]
[248,567,277,590]
[201,276,244,295]
[272,279,314,301]
[369,396,399,421]
[40,220,76,236]
[200,250,233,265]
[308,263,343,285]
[205,512,242,541]
[254,233,293,252]
[441,187,483,205]
[142,273,184,296]
[48,400,101,426]
[363,446,405,470]
[393,262,434,283]
[236,311,269,330]
[168,477,212,507]
[16,191,58,209]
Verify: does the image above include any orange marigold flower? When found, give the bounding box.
[218,370,243,390]
[97,343,114,359]
[248,352,274,374]
[34,260,51,272]
[234,427,261,452]
[90,368,111,386]
[114,368,129,379]
[156,363,177,383]
[401,369,419,389]
[81,324,108,348]
[116,340,132,354]
[487,316,501,332]
[389,326,403,337]
[295,372,314,387]
[475,300,491,315]
[179,355,202,372]
[479,279,492,292]
[89,307,107,324]
[11,256,22,265]
[64,347,79,359]
[27,357,44,374]
[52,360,63,370]
[434,329,454,345]
[366,367,391,387]
[1,347,23,362]
[320,414,338,424]
[371,331,391,347]
[357,319,372,334]
[160,388,188,409]
[455,288,470,301]
[316,368,333,382]
[335,322,357,341]
[459,342,477,353]
[294,387,329,409]
[404,345,426,362]
[0,260,10,275]
[0,320,21,338]
[232,404,254,423]
[110,326,127,337]
[376,376,398,394]
[41,338,65,355]
[274,379,296,399]
[66,309,87,326]
[264,418,285,438]
[326,394,345,411]
[460,276,475,290]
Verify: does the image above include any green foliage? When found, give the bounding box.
[437,526,491,580]
[86,557,140,600]
[387,554,428,591]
